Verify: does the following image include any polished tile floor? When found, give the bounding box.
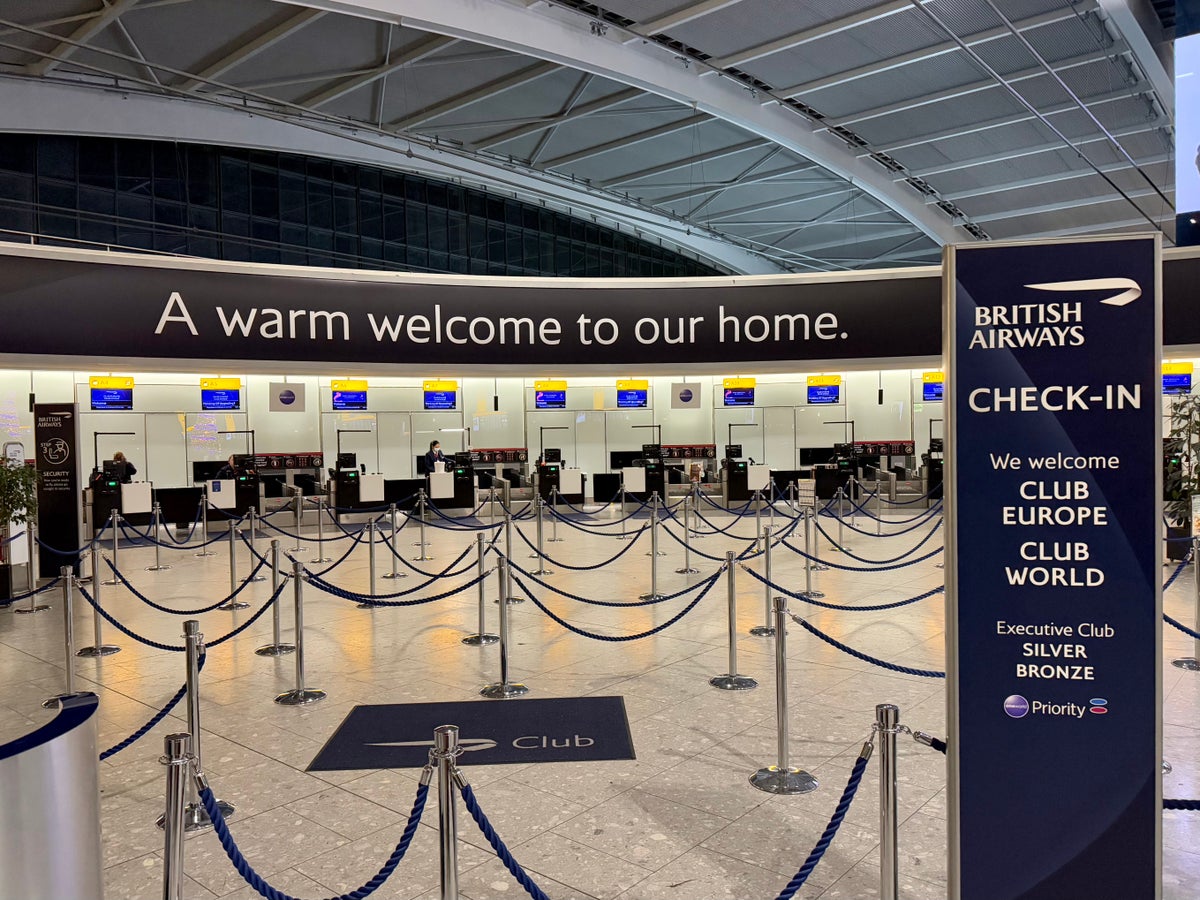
[1,498,1197,899]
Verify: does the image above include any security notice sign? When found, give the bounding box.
[945,236,1161,900]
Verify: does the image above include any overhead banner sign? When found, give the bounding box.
[946,236,1161,900]
[0,248,940,367]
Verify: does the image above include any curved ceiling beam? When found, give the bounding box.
[288,0,964,246]
[0,76,780,275]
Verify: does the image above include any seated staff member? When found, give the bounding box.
[92,450,137,485]
[216,454,255,480]
[425,440,447,474]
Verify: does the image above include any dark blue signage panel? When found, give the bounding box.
[201,388,240,411]
[948,237,1160,900]
[806,385,839,404]
[923,381,944,402]
[90,388,133,410]
[535,390,566,409]
[616,389,647,408]
[332,390,367,410]
[423,390,456,410]
[1162,373,1191,395]
[723,387,754,406]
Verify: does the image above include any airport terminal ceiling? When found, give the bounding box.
[0,0,1179,274]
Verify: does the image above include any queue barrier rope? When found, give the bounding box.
[0,576,61,607]
[773,749,871,900]
[510,519,650,570]
[103,555,269,615]
[511,568,721,640]
[811,516,944,565]
[740,566,945,612]
[544,496,653,530]
[822,496,943,526]
[460,783,551,900]
[77,581,284,653]
[99,652,204,761]
[778,536,943,573]
[378,529,490,579]
[308,569,489,607]
[790,614,946,678]
[502,552,718,608]
[818,501,944,538]
[198,776,428,900]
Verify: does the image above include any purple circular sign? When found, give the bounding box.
[1003,695,1030,718]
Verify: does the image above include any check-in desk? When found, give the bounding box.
[428,465,475,511]
[90,479,153,533]
[558,468,585,505]
[621,462,665,503]
[724,462,771,504]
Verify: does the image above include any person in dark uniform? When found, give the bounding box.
[425,440,446,474]
[216,454,243,479]
[111,451,136,483]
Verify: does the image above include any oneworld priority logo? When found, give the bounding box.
[1003,695,1030,718]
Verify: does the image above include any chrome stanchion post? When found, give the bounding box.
[499,514,521,604]
[750,596,818,794]
[434,725,460,900]
[1173,535,1200,670]
[101,512,121,586]
[690,485,705,539]
[754,490,763,551]
[383,504,405,580]
[160,732,191,900]
[256,540,294,656]
[481,558,528,697]
[462,534,498,646]
[549,487,563,541]
[413,489,431,557]
[877,703,901,900]
[17,521,50,612]
[276,560,326,705]
[531,495,552,575]
[77,545,120,657]
[750,526,777,637]
[640,498,665,600]
[645,492,666,556]
[146,502,171,571]
[769,485,776,534]
[247,508,266,582]
[788,481,797,514]
[311,496,331,563]
[218,525,249,610]
[710,552,757,691]
[801,509,826,599]
[876,481,883,536]
[834,486,847,552]
[616,488,630,540]
[195,494,214,557]
[676,492,699,574]
[358,519,378,609]
[808,503,829,572]
[291,489,304,552]
[42,566,79,708]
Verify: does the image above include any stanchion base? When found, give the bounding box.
[1172,658,1200,671]
[615,534,633,541]
[218,601,251,611]
[709,674,758,691]
[492,597,525,604]
[799,590,826,599]
[75,576,92,585]
[532,567,554,576]
[14,604,51,614]
[77,644,120,657]
[749,625,777,637]
[194,550,216,558]
[100,579,120,586]
[411,555,435,562]
[157,798,236,832]
[808,563,829,572]
[412,541,429,547]
[935,563,945,570]
[310,556,332,564]
[548,537,565,542]
[145,564,173,572]
[255,643,296,656]
[462,633,500,645]
[249,575,267,583]
[749,766,819,795]
[675,566,701,574]
[645,550,668,557]
[481,681,530,698]
[275,688,327,705]
[639,592,666,601]
[381,572,408,580]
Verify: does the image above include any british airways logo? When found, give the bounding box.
[968,277,1142,350]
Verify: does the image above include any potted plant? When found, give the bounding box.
[1165,392,1200,561]
[0,457,38,599]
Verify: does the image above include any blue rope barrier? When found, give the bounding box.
[198,778,428,900]
[460,783,551,900]
[823,497,942,525]
[103,555,268,615]
[778,536,943,573]
[1164,555,1191,591]
[100,652,204,761]
[1165,614,1200,640]
[510,520,650,569]
[503,552,719,607]
[818,502,943,538]
[774,751,871,900]
[512,569,720,640]
[811,517,944,565]
[740,566,945,612]
[790,614,945,678]
[1165,799,1200,810]
[0,576,61,607]
[378,529,493,579]
[308,569,489,607]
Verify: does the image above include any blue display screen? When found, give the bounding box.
[332,390,368,410]
[617,389,647,408]
[424,390,456,410]
[91,388,133,411]
[723,388,754,406]
[807,385,840,404]
[201,389,241,411]
[1163,373,1192,395]
[535,390,566,409]
[923,381,944,402]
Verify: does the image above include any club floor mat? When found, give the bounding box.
[307,695,634,770]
